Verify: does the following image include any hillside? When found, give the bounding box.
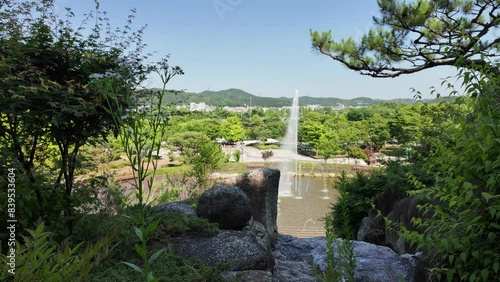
[159,88,431,107]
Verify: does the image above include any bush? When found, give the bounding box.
[261,150,273,160]
[233,150,241,162]
[0,223,110,282]
[400,68,500,282]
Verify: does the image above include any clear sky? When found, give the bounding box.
[60,0,459,100]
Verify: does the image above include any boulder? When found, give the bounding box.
[217,168,280,240]
[242,217,270,250]
[171,230,274,272]
[274,234,420,282]
[357,214,386,245]
[386,196,427,255]
[197,186,251,230]
[222,270,277,282]
[153,202,196,217]
[273,235,326,282]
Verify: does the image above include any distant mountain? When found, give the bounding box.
[159,88,432,107]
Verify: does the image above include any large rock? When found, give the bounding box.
[274,234,420,282]
[171,230,274,272]
[242,217,270,250]
[217,168,280,240]
[153,202,196,217]
[357,214,386,245]
[222,270,277,282]
[197,186,252,230]
[386,196,427,255]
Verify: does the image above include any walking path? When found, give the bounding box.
[224,145,373,166]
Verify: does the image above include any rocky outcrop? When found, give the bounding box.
[217,168,280,241]
[153,201,196,217]
[170,230,274,272]
[274,234,420,282]
[386,196,427,255]
[165,169,421,281]
[242,217,269,249]
[357,214,386,245]
[197,186,252,230]
[222,270,277,282]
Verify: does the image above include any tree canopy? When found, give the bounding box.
[0,0,152,232]
[311,0,499,77]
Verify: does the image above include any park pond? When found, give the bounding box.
[277,176,338,237]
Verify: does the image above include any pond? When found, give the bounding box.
[119,172,340,238]
[277,176,339,237]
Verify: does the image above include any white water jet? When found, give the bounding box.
[278,90,299,197]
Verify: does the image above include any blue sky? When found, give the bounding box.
[61,0,459,100]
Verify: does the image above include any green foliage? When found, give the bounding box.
[401,66,500,282]
[96,57,183,206]
[0,0,152,233]
[220,116,245,142]
[346,146,368,161]
[389,105,423,145]
[329,163,411,238]
[233,150,241,162]
[299,119,325,149]
[0,223,110,282]
[71,206,222,282]
[122,220,165,282]
[187,142,225,193]
[317,131,341,161]
[169,131,210,157]
[311,0,499,77]
[346,107,373,121]
[323,173,356,282]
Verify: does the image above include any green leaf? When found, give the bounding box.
[134,243,146,259]
[460,253,467,262]
[472,251,480,260]
[148,248,165,264]
[134,227,144,241]
[482,192,493,202]
[490,222,500,230]
[480,269,489,281]
[122,262,144,275]
[145,220,160,237]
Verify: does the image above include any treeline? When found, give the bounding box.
[100,100,446,165]
[156,88,436,108]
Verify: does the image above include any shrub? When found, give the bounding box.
[233,150,241,162]
[261,150,273,160]
[400,67,500,282]
[0,223,110,282]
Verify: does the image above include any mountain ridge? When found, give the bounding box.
[161,88,431,107]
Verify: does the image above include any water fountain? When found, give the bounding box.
[278,90,299,197]
[276,90,338,237]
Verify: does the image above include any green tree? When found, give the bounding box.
[311,0,499,78]
[178,118,221,141]
[188,142,225,193]
[346,108,373,121]
[169,131,210,156]
[312,1,500,280]
[299,120,324,150]
[388,105,422,145]
[368,113,391,150]
[317,131,340,161]
[220,116,245,142]
[0,0,150,232]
